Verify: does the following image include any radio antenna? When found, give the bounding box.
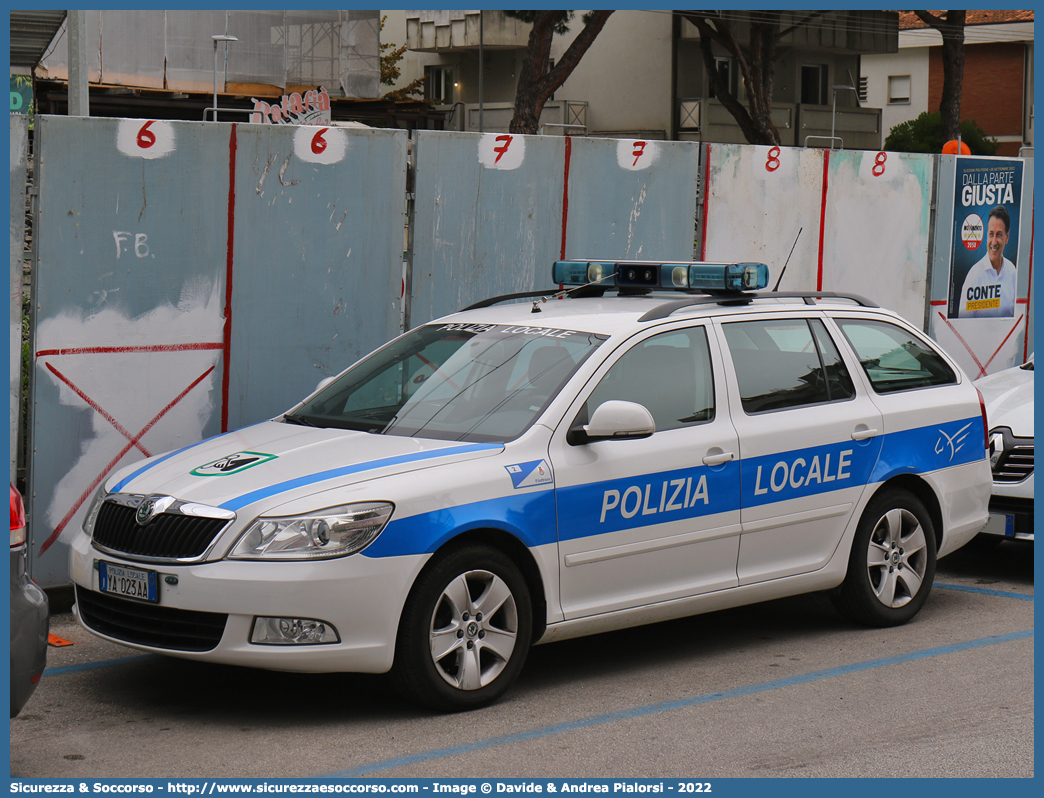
[772,227,803,291]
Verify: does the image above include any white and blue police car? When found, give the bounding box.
[70,261,992,711]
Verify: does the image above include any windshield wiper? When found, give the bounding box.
[282,413,321,428]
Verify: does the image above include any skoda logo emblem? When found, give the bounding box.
[135,499,156,526]
[135,495,174,526]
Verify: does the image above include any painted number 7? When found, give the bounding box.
[632,141,647,166]
[494,135,513,164]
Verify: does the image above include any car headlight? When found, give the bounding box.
[227,502,393,560]
[82,485,108,537]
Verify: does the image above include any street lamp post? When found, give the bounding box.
[211,34,239,121]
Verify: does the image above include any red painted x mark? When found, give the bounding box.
[935,312,1025,378]
[46,363,152,457]
[37,365,216,557]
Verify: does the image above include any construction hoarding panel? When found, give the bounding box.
[562,136,700,262]
[10,114,28,480]
[28,116,405,585]
[821,149,934,329]
[409,131,702,327]
[701,143,823,292]
[227,122,406,427]
[929,155,1034,378]
[409,131,567,326]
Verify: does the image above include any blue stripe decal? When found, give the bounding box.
[556,460,742,540]
[871,416,985,482]
[219,443,503,512]
[110,428,244,493]
[365,489,557,557]
[325,629,1033,776]
[741,438,881,508]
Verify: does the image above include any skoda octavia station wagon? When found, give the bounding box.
[70,260,992,710]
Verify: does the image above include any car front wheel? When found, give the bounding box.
[833,488,937,627]
[392,543,532,711]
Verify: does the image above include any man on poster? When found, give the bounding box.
[947,157,1023,319]
[958,205,1016,318]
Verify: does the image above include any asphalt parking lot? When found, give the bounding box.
[11,539,1033,779]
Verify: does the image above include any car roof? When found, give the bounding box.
[433,292,894,336]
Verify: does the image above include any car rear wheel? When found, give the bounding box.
[392,543,532,712]
[833,488,937,627]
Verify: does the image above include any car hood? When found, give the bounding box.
[105,420,504,514]
[975,366,1034,437]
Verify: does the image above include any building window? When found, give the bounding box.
[709,57,736,99]
[888,75,911,105]
[858,75,868,103]
[425,66,454,102]
[801,64,829,105]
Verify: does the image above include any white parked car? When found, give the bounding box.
[70,260,992,711]
[974,355,1034,542]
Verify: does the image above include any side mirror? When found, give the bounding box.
[571,400,655,444]
[315,376,336,393]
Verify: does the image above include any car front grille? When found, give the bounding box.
[993,442,1034,483]
[75,586,227,652]
[93,501,229,560]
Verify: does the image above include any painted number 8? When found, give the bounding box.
[136,120,156,149]
[311,128,328,155]
[872,151,887,177]
[766,146,781,172]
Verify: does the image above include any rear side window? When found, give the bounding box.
[723,318,855,413]
[835,318,957,393]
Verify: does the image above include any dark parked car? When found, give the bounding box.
[10,483,48,716]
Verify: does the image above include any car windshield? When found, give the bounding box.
[287,322,606,442]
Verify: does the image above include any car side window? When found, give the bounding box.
[835,318,957,393]
[585,327,715,431]
[723,318,855,413]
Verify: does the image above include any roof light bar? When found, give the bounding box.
[552,260,770,293]
[552,260,616,287]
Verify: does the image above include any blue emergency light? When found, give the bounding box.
[552,260,617,287]
[551,260,770,293]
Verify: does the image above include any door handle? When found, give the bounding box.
[703,450,735,466]
[851,427,879,441]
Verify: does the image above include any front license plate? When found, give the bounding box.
[98,561,158,602]
[989,512,1016,537]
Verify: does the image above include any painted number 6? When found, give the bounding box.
[311,128,328,155]
[766,146,781,172]
[136,120,156,149]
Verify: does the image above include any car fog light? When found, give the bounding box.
[251,617,340,645]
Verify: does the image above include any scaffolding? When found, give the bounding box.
[37,9,380,99]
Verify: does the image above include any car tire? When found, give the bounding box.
[392,543,532,712]
[832,488,937,627]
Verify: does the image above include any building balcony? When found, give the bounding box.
[677,98,882,150]
[405,10,531,52]
[679,11,897,55]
